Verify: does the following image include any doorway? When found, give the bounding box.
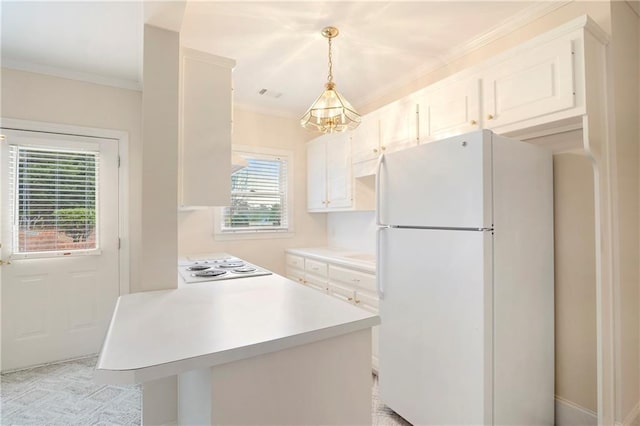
[1,128,121,371]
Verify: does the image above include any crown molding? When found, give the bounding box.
[356,0,571,110]
[2,58,142,92]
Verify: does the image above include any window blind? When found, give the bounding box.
[9,145,100,254]
[222,155,288,232]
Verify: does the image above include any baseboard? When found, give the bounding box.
[555,396,597,426]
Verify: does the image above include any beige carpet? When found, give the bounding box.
[1,356,409,425]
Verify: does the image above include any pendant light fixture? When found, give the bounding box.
[300,26,361,133]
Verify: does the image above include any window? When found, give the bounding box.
[216,146,292,238]
[9,145,99,256]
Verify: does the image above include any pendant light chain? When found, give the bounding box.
[327,35,333,83]
[300,25,361,133]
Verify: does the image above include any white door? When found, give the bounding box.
[1,129,120,371]
[378,227,493,426]
[379,130,492,228]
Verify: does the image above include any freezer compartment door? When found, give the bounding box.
[378,227,493,425]
[379,130,492,228]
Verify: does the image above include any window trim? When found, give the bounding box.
[213,145,294,240]
[8,141,103,259]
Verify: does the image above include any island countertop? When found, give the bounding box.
[95,273,380,384]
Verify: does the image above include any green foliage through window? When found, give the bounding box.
[222,154,288,231]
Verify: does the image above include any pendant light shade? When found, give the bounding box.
[300,26,360,133]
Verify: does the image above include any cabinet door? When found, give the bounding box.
[179,49,234,207]
[483,37,575,130]
[326,134,352,209]
[305,258,328,278]
[306,138,327,210]
[420,76,481,141]
[286,267,305,286]
[329,281,356,304]
[329,265,376,293]
[351,112,380,164]
[379,96,418,154]
[305,273,328,293]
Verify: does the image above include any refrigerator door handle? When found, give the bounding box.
[376,227,385,299]
[375,154,385,226]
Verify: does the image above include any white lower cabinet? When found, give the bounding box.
[285,251,379,372]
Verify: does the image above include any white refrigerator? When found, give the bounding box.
[376,130,554,425]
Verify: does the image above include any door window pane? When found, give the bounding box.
[10,146,100,254]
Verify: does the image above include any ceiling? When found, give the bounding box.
[1,1,564,117]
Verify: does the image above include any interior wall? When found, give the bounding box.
[553,153,597,413]
[177,108,326,275]
[139,25,179,292]
[0,67,143,292]
[326,211,376,253]
[610,1,640,421]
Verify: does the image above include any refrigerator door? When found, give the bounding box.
[379,130,492,228]
[378,227,493,425]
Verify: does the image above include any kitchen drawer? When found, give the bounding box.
[329,264,376,293]
[305,274,328,293]
[355,290,379,313]
[286,254,304,270]
[330,282,356,305]
[305,258,328,277]
[286,267,305,285]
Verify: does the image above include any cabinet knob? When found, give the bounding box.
[348,297,353,301]
[470,120,477,125]
[381,146,386,151]
[373,148,378,153]
[487,114,494,120]
[326,200,330,204]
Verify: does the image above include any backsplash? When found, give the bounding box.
[327,211,376,253]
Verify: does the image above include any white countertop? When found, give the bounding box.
[286,247,376,273]
[95,273,380,384]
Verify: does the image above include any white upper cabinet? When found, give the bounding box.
[482,37,575,132]
[326,134,353,209]
[306,137,327,210]
[351,112,381,164]
[419,76,481,142]
[379,96,419,154]
[307,133,353,212]
[179,48,235,208]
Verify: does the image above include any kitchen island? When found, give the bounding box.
[95,273,380,425]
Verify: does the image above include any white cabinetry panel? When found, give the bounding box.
[351,112,380,164]
[483,37,575,130]
[307,133,354,212]
[306,138,327,210]
[379,96,418,154]
[420,76,481,141]
[179,48,235,207]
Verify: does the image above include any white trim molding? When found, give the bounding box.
[617,401,640,426]
[2,58,142,92]
[556,396,598,426]
[0,117,131,297]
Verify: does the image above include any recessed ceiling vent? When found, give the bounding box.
[258,88,282,99]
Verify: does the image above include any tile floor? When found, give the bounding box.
[1,356,410,425]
